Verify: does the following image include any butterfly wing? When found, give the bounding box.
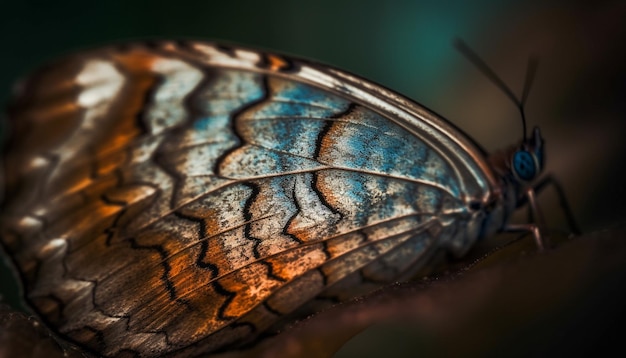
[1,41,500,356]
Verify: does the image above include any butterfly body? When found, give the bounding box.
[1,41,538,357]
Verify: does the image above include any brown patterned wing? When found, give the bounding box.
[1,42,495,357]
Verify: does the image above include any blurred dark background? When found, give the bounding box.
[0,0,624,357]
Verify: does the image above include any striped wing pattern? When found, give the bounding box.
[1,42,494,356]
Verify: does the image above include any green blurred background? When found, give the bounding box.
[0,0,624,356]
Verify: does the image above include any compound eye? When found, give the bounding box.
[512,150,537,181]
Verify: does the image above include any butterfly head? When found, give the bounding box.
[478,126,545,240]
[511,126,544,184]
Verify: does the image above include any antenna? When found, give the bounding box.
[454,39,538,141]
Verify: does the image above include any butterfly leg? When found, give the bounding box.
[505,187,549,250]
[505,175,580,251]
[531,174,581,236]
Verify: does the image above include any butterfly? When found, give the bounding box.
[0,40,577,357]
